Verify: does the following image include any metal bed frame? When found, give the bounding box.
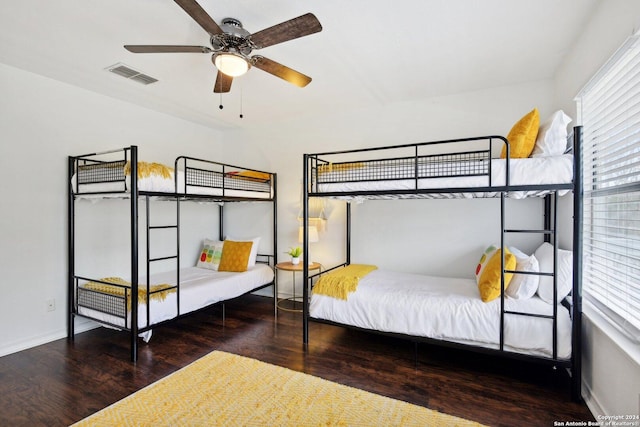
[67,145,278,362]
[301,127,583,400]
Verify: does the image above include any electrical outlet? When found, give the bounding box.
[46,299,55,312]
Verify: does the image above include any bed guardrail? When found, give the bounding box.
[306,135,508,196]
[175,156,275,200]
[70,147,133,195]
[75,277,128,323]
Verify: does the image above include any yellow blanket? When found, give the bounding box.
[312,264,377,300]
[83,277,176,310]
[124,161,174,179]
[228,170,271,182]
[317,162,365,174]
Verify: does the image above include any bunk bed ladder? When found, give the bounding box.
[143,194,180,331]
[501,191,560,360]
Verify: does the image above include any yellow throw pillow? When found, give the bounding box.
[217,240,254,272]
[501,108,540,159]
[475,246,516,302]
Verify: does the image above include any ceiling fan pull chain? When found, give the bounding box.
[239,87,244,119]
[219,90,223,110]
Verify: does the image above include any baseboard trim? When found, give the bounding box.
[0,320,99,358]
[582,383,605,421]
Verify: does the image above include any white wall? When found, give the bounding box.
[554,0,640,418]
[0,63,270,356]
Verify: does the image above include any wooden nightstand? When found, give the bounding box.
[275,261,321,312]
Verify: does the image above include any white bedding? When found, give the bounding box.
[317,155,573,199]
[310,269,571,359]
[72,170,272,199]
[78,264,274,329]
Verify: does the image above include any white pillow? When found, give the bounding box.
[225,236,260,267]
[505,247,540,300]
[531,110,572,157]
[534,242,573,304]
[196,239,224,270]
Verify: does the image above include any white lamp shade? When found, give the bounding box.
[299,225,319,243]
[214,52,249,77]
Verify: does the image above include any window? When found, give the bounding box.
[576,33,640,341]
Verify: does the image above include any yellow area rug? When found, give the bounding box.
[72,351,485,427]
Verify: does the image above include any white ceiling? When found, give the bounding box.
[0,0,598,130]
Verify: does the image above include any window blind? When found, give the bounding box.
[576,33,640,341]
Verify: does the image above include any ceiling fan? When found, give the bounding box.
[124,0,322,93]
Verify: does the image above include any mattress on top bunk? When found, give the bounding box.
[309,269,571,359]
[316,154,573,199]
[71,161,272,199]
[77,264,274,329]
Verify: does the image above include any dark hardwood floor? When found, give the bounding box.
[0,295,593,426]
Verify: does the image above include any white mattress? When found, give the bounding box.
[78,264,274,329]
[310,269,572,359]
[317,155,573,199]
[72,170,272,199]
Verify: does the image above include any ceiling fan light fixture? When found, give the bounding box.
[214,52,250,77]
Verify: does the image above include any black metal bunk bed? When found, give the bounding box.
[301,127,583,400]
[68,145,278,362]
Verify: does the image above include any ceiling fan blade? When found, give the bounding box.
[124,45,212,53]
[253,56,312,88]
[213,70,233,93]
[173,0,223,36]
[250,13,322,49]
